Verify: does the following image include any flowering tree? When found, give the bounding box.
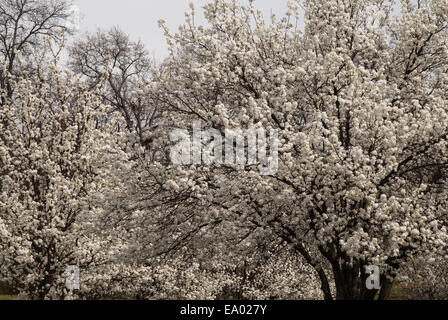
[0,0,74,103]
[145,0,448,299]
[399,254,448,299]
[0,55,131,299]
[1,0,448,301]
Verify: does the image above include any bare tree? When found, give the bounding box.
[69,27,161,151]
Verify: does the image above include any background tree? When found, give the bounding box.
[0,0,74,104]
[69,27,162,153]
[398,254,448,299]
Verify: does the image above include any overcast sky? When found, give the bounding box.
[71,0,290,62]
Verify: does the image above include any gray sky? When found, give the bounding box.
[71,0,290,62]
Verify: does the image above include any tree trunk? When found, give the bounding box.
[332,263,393,300]
[377,277,393,300]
